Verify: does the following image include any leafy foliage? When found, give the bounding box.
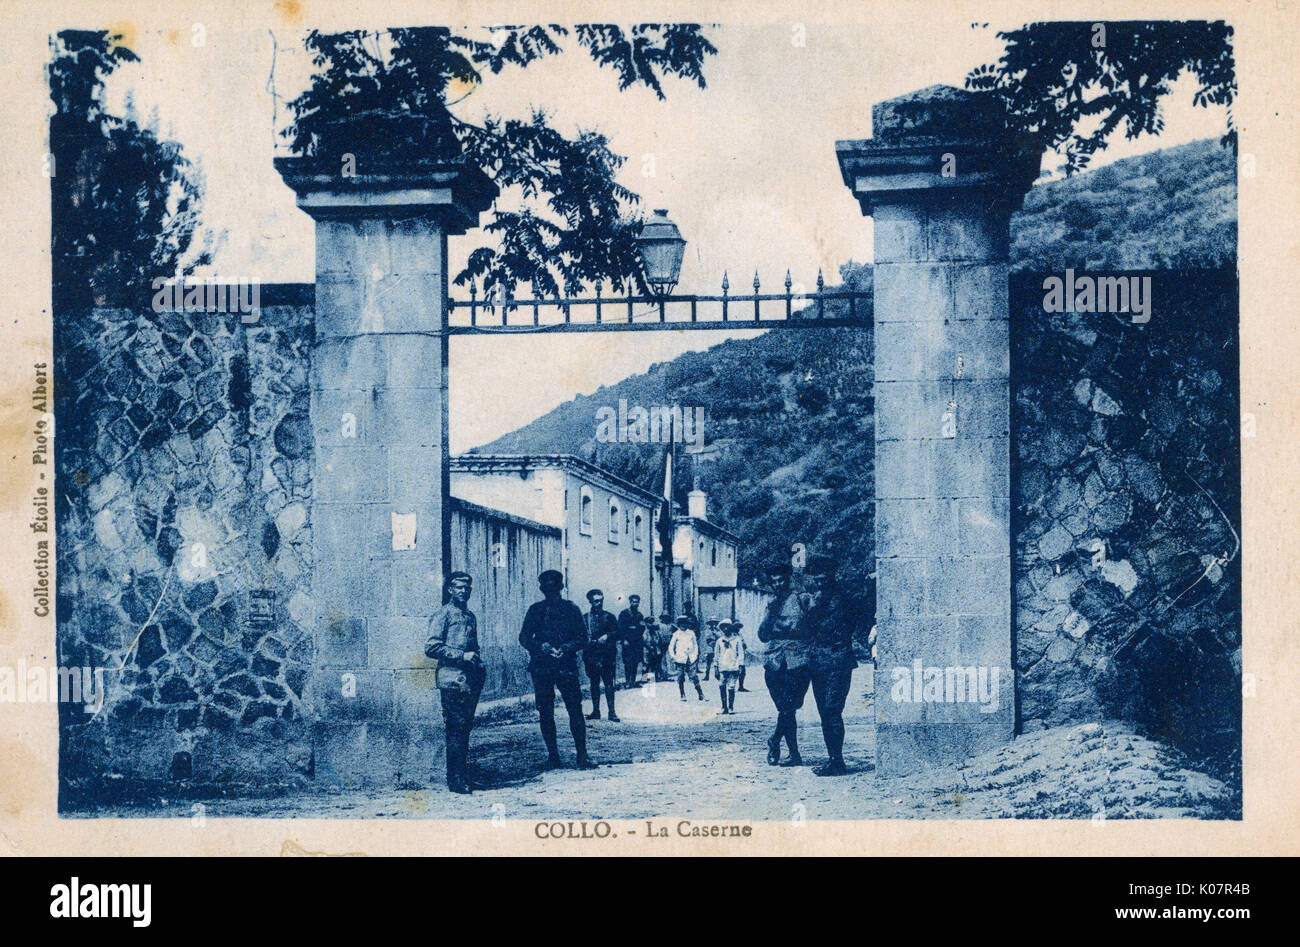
[283,25,717,296]
[966,21,1235,173]
[50,30,218,310]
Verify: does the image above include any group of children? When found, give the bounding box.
[665,616,748,714]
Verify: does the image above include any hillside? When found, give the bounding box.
[1012,138,1236,271]
[472,137,1237,592]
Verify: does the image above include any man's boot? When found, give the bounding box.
[779,717,803,766]
[447,737,471,793]
[814,720,847,775]
[541,729,562,770]
[574,728,597,769]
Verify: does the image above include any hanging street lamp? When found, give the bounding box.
[636,208,687,296]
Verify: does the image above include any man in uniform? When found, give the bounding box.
[733,621,750,691]
[642,616,663,683]
[425,571,486,794]
[653,614,674,681]
[757,561,813,766]
[583,588,620,721]
[519,570,595,770]
[699,618,721,681]
[617,594,647,687]
[803,554,863,776]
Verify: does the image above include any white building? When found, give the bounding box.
[450,454,661,613]
[658,487,742,622]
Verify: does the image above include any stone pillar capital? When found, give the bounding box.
[836,84,1039,216]
[274,157,497,233]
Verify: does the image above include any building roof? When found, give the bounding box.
[676,516,742,546]
[452,453,663,508]
[449,496,560,537]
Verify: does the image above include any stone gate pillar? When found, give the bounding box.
[275,158,496,785]
[837,86,1037,774]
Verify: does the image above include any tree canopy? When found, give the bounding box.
[50,30,218,310]
[966,20,1235,174]
[283,25,717,297]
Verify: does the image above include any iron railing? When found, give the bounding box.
[447,270,870,334]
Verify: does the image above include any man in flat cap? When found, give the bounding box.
[425,571,486,794]
[733,620,750,692]
[583,588,620,721]
[699,618,722,681]
[617,594,647,687]
[757,560,813,766]
[519,570,595,770]
[804,554,864,776]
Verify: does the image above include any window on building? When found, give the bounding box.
[580,486,594,535]
[633,512,644,550]
[609,498,621,543]
[711,543,717,567]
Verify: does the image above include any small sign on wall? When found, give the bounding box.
[391,512,417,551]
[248,589,275,627]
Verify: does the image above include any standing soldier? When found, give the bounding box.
[425,571,486,795]
[519,570,595,770]
[757,562,813,767]
[654,614,674,681]
[804,555,863,776]
[699,618,721,681]
[617,594,647,687]
[642,616,663,684]
[583,589,620,721]
[733,621,750,692]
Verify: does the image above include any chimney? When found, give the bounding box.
[687,488,707,520]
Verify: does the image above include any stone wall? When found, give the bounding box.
[1011,270,1241,771]
[56,291,317,792]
